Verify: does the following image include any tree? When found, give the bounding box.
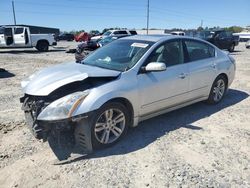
[224,26,243,33]
[197,26,204,31]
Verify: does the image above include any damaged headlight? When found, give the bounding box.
[37,91,89,121]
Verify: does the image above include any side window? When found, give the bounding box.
[218,32,226,38]
[129,30,137,35]
[118,31,128,34]
[185,40,215,62]
[148,40,184,67]
[14,28,24,34]
[225,31,232,37]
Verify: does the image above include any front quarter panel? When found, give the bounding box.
[73,70,140,119]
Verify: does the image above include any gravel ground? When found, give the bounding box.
[0,42,249,188]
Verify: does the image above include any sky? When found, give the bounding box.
[0,0,249,32]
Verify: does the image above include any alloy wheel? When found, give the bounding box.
[213,79,225,102]
[94,108,126,144]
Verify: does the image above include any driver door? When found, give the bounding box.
[137,40,190,116]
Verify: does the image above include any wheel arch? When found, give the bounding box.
[36,39,49,47]
[104,97,134,127]
[217,73,228,88]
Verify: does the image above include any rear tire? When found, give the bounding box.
[206,76,227,104]
[36,41,49,52]
[228,43,235,52]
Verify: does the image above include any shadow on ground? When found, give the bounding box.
[0,68,15,78]
[53,89,249,164]
[0,49,65,54]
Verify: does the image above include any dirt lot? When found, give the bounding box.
[0,42,249,188]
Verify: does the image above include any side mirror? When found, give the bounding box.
[141,62,166,73]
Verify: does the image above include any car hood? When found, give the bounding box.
[22,62,121,96]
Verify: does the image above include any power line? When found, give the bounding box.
[14,0,146,11]
[150,7,243,23]
[12,9,146,18]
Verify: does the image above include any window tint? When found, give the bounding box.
[4,28,12,35]
[14,28,24,34]
[0,27,4,34]
[185,40,215,62]
[129,30,137,35]
[117,31,128,34]
[148,40,184,67]
[84,40,153,71]
[103,31,112,36]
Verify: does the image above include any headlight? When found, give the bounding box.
[37,91,89,121]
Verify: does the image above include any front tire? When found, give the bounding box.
[206,76,227,104]
[90,102,129,149]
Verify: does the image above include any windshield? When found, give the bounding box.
[103,31,112,36]
[99,36,115,46]
[82,39,153,71]
[196,31,213,39]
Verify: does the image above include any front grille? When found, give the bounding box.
[21,95,51,139]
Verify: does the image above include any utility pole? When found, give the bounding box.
[146,0,149,35]
[12,0,16,25]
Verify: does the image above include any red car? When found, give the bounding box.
[74,32,91,42]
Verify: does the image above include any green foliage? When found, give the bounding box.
[224,26,243,33]
[197,26,204,31]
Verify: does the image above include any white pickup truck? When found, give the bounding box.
[0,25,57,52]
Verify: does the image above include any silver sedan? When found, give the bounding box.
[20,35,235,159]
[246,40,250,48]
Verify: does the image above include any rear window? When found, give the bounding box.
[129,30,137,35]
[14,28,24,34]
[116,31,128,35]
[185,40,215,62]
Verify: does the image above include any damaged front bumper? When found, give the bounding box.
[21,96,93,160]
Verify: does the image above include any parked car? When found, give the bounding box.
[205,30,239,52]
[20,35,235,160]
[75,35,130,62]
[91,30,137,41]
[55,33,74,41]
[246,40,250,48]
[0,25,57,51]
[74,32,91,42]
[170,31,185,36]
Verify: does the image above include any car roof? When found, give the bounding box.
[119,34,213,45]
[120,34,192,42]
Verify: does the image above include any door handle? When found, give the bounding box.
[21,35,24,37]
[179,73,186,79]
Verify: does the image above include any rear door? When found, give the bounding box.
[183,39,217,99]
[14,27,25,46]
